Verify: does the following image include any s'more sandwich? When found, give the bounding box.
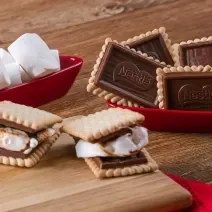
[62,108,158,178]
[0,101,62,167]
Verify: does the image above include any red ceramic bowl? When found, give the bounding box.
[0,56,83,107]
[108,101,212,133]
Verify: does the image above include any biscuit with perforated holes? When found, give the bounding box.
[85,148,158,178]
[61,108,144,143]
[0,131,60,168]
[0,101,62,133]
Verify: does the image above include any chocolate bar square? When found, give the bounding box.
[93,152,148,169]
[94,42,165,107]
[128,34,174,65]
[163,72,212,110]
[179,41,212,66]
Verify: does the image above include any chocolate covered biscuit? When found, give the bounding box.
[156,66,212,110]
[85,148,158,178]
[121,27,174,66]
[87,39,165,108]
[172,36,212,67]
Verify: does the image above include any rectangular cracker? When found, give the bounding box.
[121,27,174,66]
[87,38,167,108]
[62,108,144,143]
[0,131,60,168]
[172,36,212,66]
[85,148,158,178]
[0,101,62,133]
[156,66,212,109]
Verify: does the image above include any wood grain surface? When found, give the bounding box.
[37,0,211,183]
[0,1,211,210]
[0,132,192,212]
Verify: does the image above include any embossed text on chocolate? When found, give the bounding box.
[113,62,154,91]
[178,84,212,106]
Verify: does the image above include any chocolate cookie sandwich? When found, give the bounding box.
[62,108,158,178]
[0,101,62,167]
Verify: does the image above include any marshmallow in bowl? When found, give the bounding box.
[4,63,22,86]
[0,60,11,89]
[0,48,15,64]
[8,33,60,79]
[51,49,60,65]
[0,48,30,83]
[76,127,148,158]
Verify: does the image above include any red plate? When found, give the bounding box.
[0,56,83,107]
[108,101,212,133]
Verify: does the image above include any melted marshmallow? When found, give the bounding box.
[76,126,148,158]
[0,127,39,154]
[1,128,29,152]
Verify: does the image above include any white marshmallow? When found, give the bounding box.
[19,66,31,82]
[4,63,22,86]
[29,138,38,148]
[0,60,11,89]
[76,127,149,158]
[0,48,15,64]
[51,49,60,68]
[76,141,108,158]
[0,48,30,83]
[8,33,60,79]
[23,147,33,155]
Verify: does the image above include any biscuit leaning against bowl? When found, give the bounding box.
[62,107,158,178]
[0,101,62,167]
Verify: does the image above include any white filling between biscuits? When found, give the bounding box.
[0,127,56,155]
[75,126,148,158]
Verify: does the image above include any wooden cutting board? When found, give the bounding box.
[0,118,192,212]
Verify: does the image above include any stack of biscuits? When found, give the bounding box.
[62,108,158,178]
[87,27,212,111]
[0,101,62,167]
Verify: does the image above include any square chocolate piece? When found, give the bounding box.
[93,152,148,169]
[179,41,212,67]
[128,34,174,66]
[94,42,165,107]
[162,72,212,110]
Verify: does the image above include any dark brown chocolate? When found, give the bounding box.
[163,72,212,110]
[179,41,212,67]
[92,128,132,144]
[95,42,165,107]
[93,151,148,169]
[128,34,174,65]
[74,128,133,144]
[0,148,26,159]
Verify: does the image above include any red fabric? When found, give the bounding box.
[107,101,212,133]
[167,174,212,212]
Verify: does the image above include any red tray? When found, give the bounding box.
[108,101,212,133]
[0,56,83,107]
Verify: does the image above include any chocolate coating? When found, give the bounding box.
[163,72,212,110]
[179,41,212,66]
[93,151,147,169]
[128,34,174,65]
[95,42,165,107]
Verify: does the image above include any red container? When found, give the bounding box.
[0,56,83,107]
[108,101,212,133]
